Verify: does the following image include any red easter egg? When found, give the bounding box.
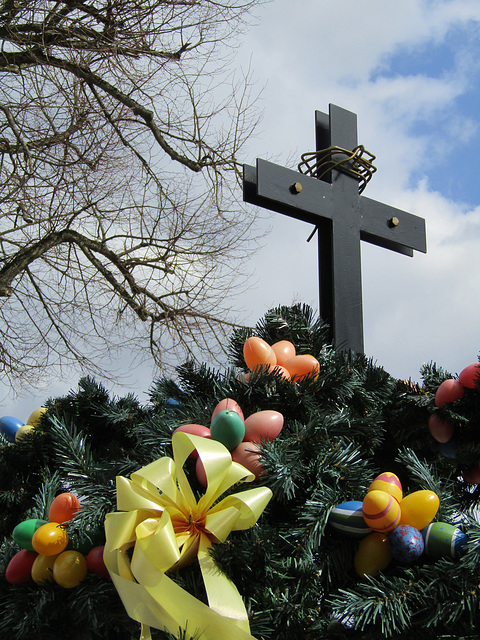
[244,410,284,443]
[231,442,264,478]
[5,549,37,584]
[271,341,296,367]
[48,492,80,524]
[243,337,277,371]
[172,423,211,458]
[428,414,454,443]
[211,399,244,422]
[87,546,110,578]
[284,354,320,380]
[458,363,480,389]
[196,457,207,487]
[434,379,464,408]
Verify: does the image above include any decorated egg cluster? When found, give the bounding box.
[428,362,480,483]
[0,407,47,443]
[5,492,109,588]
[173,398,284,485]
[243,336,320,382]
[329,472,468,577]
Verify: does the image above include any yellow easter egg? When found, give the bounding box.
[32,522,69,556]
[354,532,392,577]
[398,490,439,530]
[362,490,401,533]
[31,554,57,584]
[367,472,403,503]
[15,424,35,442]
[26,407,47,428]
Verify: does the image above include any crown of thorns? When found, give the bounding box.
[298,145,376,193]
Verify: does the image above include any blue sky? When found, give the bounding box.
[2,0,480,417]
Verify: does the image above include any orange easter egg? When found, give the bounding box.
[398,490,439,530]
[271,341,296,367]
[354,532,392,577]
[266,364,291,380]
[284,354,320,380]
[243,337,277,371]
[367,472,402,503]
[362,490,400,533]
[48,492,80,524]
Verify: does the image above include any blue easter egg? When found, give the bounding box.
[388,525,424,563]
[422,522,468,559]
[0,416,24,442]
[438,437,456,459]
[329,500,372,537]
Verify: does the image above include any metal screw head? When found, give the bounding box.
[389,216,400,227]
[290,182,303,194]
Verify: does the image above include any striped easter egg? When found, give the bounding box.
[367,472,402,503]
[422,522,468,559]
[363,490,401,533]
[329,501,372,537]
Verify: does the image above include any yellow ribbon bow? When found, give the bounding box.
[104,431,272,640]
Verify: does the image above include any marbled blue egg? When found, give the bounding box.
[422,522,468,559]
[329,501,372,537]
[0,416,24,442]
[388,525,424,563]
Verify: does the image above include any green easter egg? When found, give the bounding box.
[13,518,49,551]
[210,409,245,450]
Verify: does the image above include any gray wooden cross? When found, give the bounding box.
[243,104,427,353]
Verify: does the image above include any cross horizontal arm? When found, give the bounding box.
[243,160,333,225]
[359,196,427,256]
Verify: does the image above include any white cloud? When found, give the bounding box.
[236,0,480,381]
[3,0,480,416]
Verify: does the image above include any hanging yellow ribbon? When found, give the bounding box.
[104,431,272,640]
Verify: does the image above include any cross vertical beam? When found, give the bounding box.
[243,104,427,353]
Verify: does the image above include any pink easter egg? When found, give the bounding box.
[428,414,454,443]
[463,462,480,484]
[231,442,264,478]
[243,410,284,443]
[172,424,211,458]
[458,363,480,389]
[434,379,464,408]
[211,398,244,422]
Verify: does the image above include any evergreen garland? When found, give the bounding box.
[1,304,479,639]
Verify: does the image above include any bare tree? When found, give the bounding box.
[0,0,263,387]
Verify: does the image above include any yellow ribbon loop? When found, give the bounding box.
[104,432,272,640]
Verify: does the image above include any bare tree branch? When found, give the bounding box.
[0,0,265,387]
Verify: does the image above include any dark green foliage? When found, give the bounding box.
[1,306,479,639]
